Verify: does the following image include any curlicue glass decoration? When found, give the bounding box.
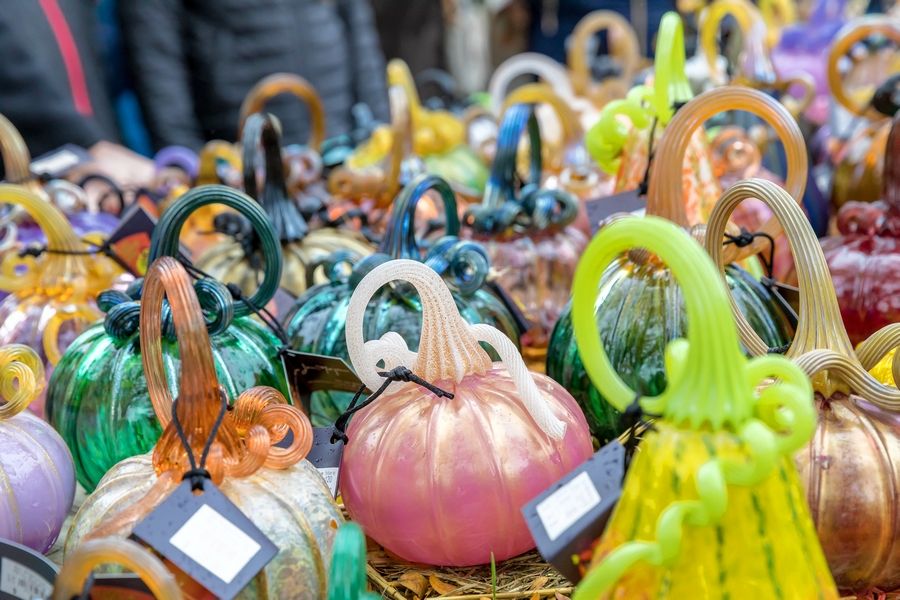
[0,344,74,553]
[65,256,342,599]
[47,185,289,492]
[705,178,900,594]
[285,173,520,425]
[340,259,592,566]
[571,214,838,600]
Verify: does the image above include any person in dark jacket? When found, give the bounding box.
[118,0,391,151]
[0,0,152,184]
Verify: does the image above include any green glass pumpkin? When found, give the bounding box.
[46,185,289,491]
[284,173,521,425]
[547,87,802,442]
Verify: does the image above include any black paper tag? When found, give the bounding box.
[485,280,532,335]
[280,350,364,417]
[584,189,646,235]
[106,202,159,276]
[88,573,155,598]
[0,539,57,600]
[307,427,344,498]
[131,480,277,600]
[29,144,92,179]
[522,441,625,583]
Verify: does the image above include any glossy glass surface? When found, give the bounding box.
[47,316,287,491]
[341,368,592,566]
[547,260,792,441]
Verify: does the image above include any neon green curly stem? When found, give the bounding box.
[571,216,815,599]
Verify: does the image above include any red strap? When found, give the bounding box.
[39,0,93,116]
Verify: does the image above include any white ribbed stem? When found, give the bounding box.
[345,259,566,440]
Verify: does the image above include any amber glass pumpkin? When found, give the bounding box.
[0,345,75,553]
[828,18,900,209]
[285,173,520,425]
[0,185,124,417]
[340,259,592,566]
[47,185,288,492]
[464,103,586,356]
[571,214,836,600]
[822,114,900,345]
[547,87,802,442]
[705,178,900,594]
[65,257,342,599]
[197,113,372,297]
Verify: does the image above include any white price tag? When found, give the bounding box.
[30,149,80,176]
[535,471,602,541]
[0,557,53,599]
[169,505,262,584]
[318,467,340,498]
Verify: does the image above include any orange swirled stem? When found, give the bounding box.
[237,73,326,150]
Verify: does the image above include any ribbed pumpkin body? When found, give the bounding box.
[821,234,900,345]
[477,228,587,351]
[196,229,372,298]
[341,367,593,566]
[0,410,75,553]
[0,296,100,418]
[423,145,488,197]
[47,317,287,491]
[795,393,900,592]
[65,454,342,599]
[831,120,889,210]
[592,423,838,599]
[286,280,520,425]
[547,260,793,441]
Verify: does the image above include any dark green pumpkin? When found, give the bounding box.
[46,185,289,491]
[284,173,521,426]
[547,254,793,443]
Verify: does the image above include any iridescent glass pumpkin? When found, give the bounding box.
[65,257,342,599]
[340,259,592,566]
[47,185,288,491]
[285,173,520,425]
[0,345,74,553]
[197,112,372,297]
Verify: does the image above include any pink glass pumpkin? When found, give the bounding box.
[341,259,593,566]
[0,344,75,553]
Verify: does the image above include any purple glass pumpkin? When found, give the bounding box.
[0,345,75,553]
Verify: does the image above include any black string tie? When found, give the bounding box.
[331,366,454,444]
[723,228,776,280]
[171,387,228,491]
[19,237,134,274]
[620,395,659,478]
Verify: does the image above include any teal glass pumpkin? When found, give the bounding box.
[464,104,587,356]
[284,173,521,425]
[46,185,289,491]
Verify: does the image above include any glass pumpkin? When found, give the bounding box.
[340,259,592,566]
[548,86,801,442]
[821,114,900,345]
[828,17,900,210]
[285,173,520,425]
[65,256,343,599]
[0,344,74,553]
[570,214,837,600]
[464,103,587,356]
[0,185,125,417]
[47,185,289,492]
[328,522,378,600]
[197,112,373,298]
[704,178,900,593]
[53,538,183,600]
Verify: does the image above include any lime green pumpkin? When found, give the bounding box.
[46,186,289,491]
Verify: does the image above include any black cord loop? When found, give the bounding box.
[172,387,228,491]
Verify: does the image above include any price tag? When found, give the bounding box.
[307,427,344,498]
[29,144,92,179]
[584,189,646,235]
[0,539,56,600]
[522,441,625,583]
[280,350,364,417]
[131,480,277,600]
